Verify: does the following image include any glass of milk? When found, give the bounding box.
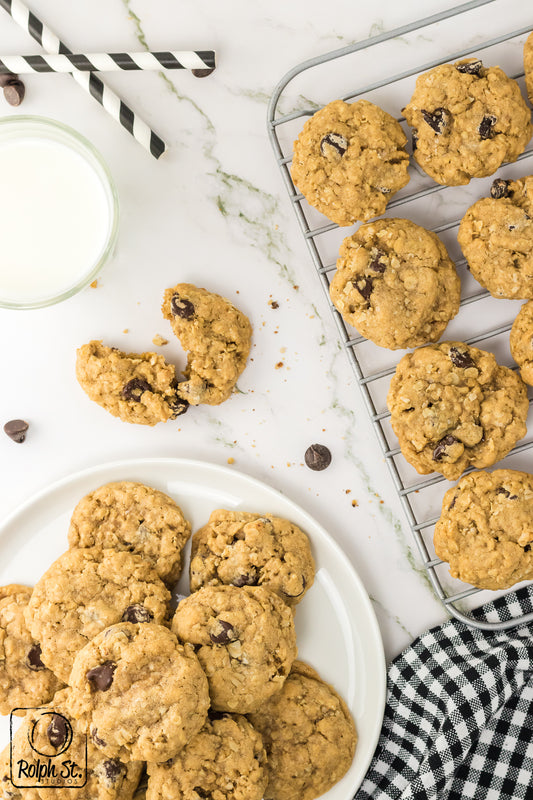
[0,116,119,309]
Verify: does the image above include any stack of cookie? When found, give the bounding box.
[292,45,533,593]
[0,482,357,800]
[76,282,252,426]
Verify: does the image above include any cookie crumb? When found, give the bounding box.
[351,499,358,507]
[275,362,284,369]
[122,328,129,334]
[90,279,98,288]
[152,334,169,347]
[227,457,235,465]
[345,489,351,494]
[269,300,279,309]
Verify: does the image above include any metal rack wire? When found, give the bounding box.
[267,0,533,630]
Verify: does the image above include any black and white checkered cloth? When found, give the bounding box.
[356,587,533,800]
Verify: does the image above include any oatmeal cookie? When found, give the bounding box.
[26,548,170,682]
[403,59,532,185]
[387,341,528,480]
[172,585,297,713]
[0,584,63,716]
[329,218,460,349]
[524,31,533,104]
[189,509,315,606]
[76,340,188,425]
[0,743,40,799]
[146,713,267,800]
[162,284,252,405]
[458,176,533,299]
[68,623,209,763]
[511,299,533,384]
[434,469,533,589]
[248,661,357,800]
[68,481,191,586]
[291,99,410,227]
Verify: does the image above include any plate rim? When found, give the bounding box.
[0,456,387,795]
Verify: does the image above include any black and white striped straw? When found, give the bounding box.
[0,51,216,74]
[0,0,168,159]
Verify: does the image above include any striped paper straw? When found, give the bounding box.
[0,50,216,74]
[0,0,167,159]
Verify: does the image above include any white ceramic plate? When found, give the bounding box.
[0,457,386,797]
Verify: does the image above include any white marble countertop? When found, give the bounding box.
[0,0,531,664]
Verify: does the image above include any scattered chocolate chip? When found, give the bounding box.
[194,788,211,799]
[2,77,25,106]
[209,620,236,645]
[121,604,153,624]
[320,133,348,158]
[490,178,511,199]
[448,496,457,510]
[47,714,68,749]
[496,487,518,499]
[283,576,306,599]
[232,570,258,587]
[191,68,215,78]
[122,378,152,402]
[169,395,189,418]
[305,443,332,471]
[456,59,483,75]
[525,544,531,552]
[368,252,386,273]
[91,728,107,747]
[432,434,459,462]
[355,276,374,301]
[4,419,29,443]
[102,759,125,784]
[86,661,116,692]
[412,130,418,151]
[170,294,195,319]
[479,115,497,140]
[421,108,450,134]
[449,346,475,369]
[27,643,45,671]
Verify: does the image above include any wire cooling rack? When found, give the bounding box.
[267,0,533,631]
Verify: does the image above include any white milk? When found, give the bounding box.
[0,136,113,306]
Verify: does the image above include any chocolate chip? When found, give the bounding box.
[102,759,124,784]
[121,604,153,624]
[490,179,511,199]
[525,544,531,552]
[479,115,497,140]
[355,276,374,301]
[412,130,418,151]
[91,728,107,747]
[421,108,450,134]
[4,419,29,443]
[122,378,152,402]
[368,252,386,273]
[47,714,67,748]
[209,620,236,645]
[86,661,116,692]
[170,294,195,319]
[3,78,25,106]
[432,434,459,462]
[456,59,483,75]
[305,443,332,471]
[496,487,518,500]
[194,788,211,799]
[449,346,475,369]
[191,68,215,78]
[27,643,45,671]
[232,570,258,587]
[169,395,189,418]
[449,496,457,510]
[320,133,348,158]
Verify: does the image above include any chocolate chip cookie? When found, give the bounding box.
[434,469,533,589]
[162,284,252,405]
[0,743,40,799]
[524,32,533,105]
[189,509,315,606]
[68,481,191,586]
[403,59,532,185]
[291,99,410,227]
[146,713,267,800]
[0,584,63,716]
[458,176,533,299]
[329,218,460,349]
[68,623,209,763]
[76,340,188,425]
[248,661,357,800]
[26,548,171,682]
[172,585,297,713]
[10,688,143,800]
[511,300,533,384]
[387,341,528,480]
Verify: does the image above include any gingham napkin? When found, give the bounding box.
[356,587,533,800]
